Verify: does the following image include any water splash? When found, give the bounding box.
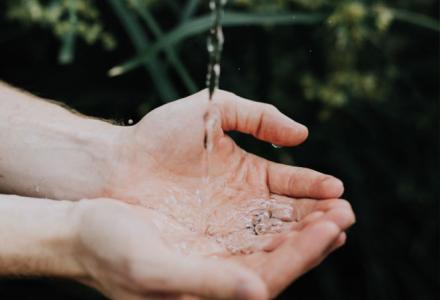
[206,0,226,100]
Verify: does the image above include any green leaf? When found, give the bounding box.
[131,0,198,93]
[181,0,200,22]
[108,0,177,101]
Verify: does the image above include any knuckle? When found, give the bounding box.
[264,103,278,112]
[324,221,341,236]
[217,89,236,100]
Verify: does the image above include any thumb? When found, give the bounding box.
[215,90,308,147]
[155,254,269,300]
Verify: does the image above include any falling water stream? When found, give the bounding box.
[203,0,225,156]
[206,0,225,101]
[191,0,295,255]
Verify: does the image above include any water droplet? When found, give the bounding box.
[271,144,283,149]
[217,26,224,46]
[254,222,270,235]
[207,43,214,53]
[213,64,220,77]
[127,119,133,125]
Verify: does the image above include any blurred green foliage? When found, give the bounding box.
[4,0,437,112]
[0,0,438,299]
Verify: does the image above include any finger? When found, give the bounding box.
[216,90,308,146]
[314,198,352,212]
[113,290,151,300]
[269,197,355,231]
[115,290,179,300]
[328,232,347,253]
[260,233,289,252]
[269,194,316,221]
[293,201,355,232]
[267,163,344,199]
[312,199,356,231]
[259,221,340,297]
[293,211,325,230]
[149,254,269,300]
[269,202,294,221]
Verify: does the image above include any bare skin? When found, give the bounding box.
[74,198,354,300]
[106,90,349,256]
[0,84,355,299]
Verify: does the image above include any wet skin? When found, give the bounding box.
[98,90,355,298]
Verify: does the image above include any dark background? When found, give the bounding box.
[0,0,438,299]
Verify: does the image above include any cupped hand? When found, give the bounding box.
[96,90,355,298]
[105,90,346,253]
[73,198,354,300]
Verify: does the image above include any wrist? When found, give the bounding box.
[47,199,88,279]
[0,83,128,201]
[0,196,87,279]
[65,118,127,200]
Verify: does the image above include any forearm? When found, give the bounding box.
[0,194,84,278]
[0,82,122,200]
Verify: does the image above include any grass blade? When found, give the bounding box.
[132,1,198,93]
[181,0,200,22]
[108,0,177,101]
[58,0,77,64]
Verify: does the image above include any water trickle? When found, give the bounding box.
[186,0,295,255]
[271,144,283,149]
[198,0,228,244]
[206,0,226,100]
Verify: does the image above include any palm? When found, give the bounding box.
[110,90,347,256]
